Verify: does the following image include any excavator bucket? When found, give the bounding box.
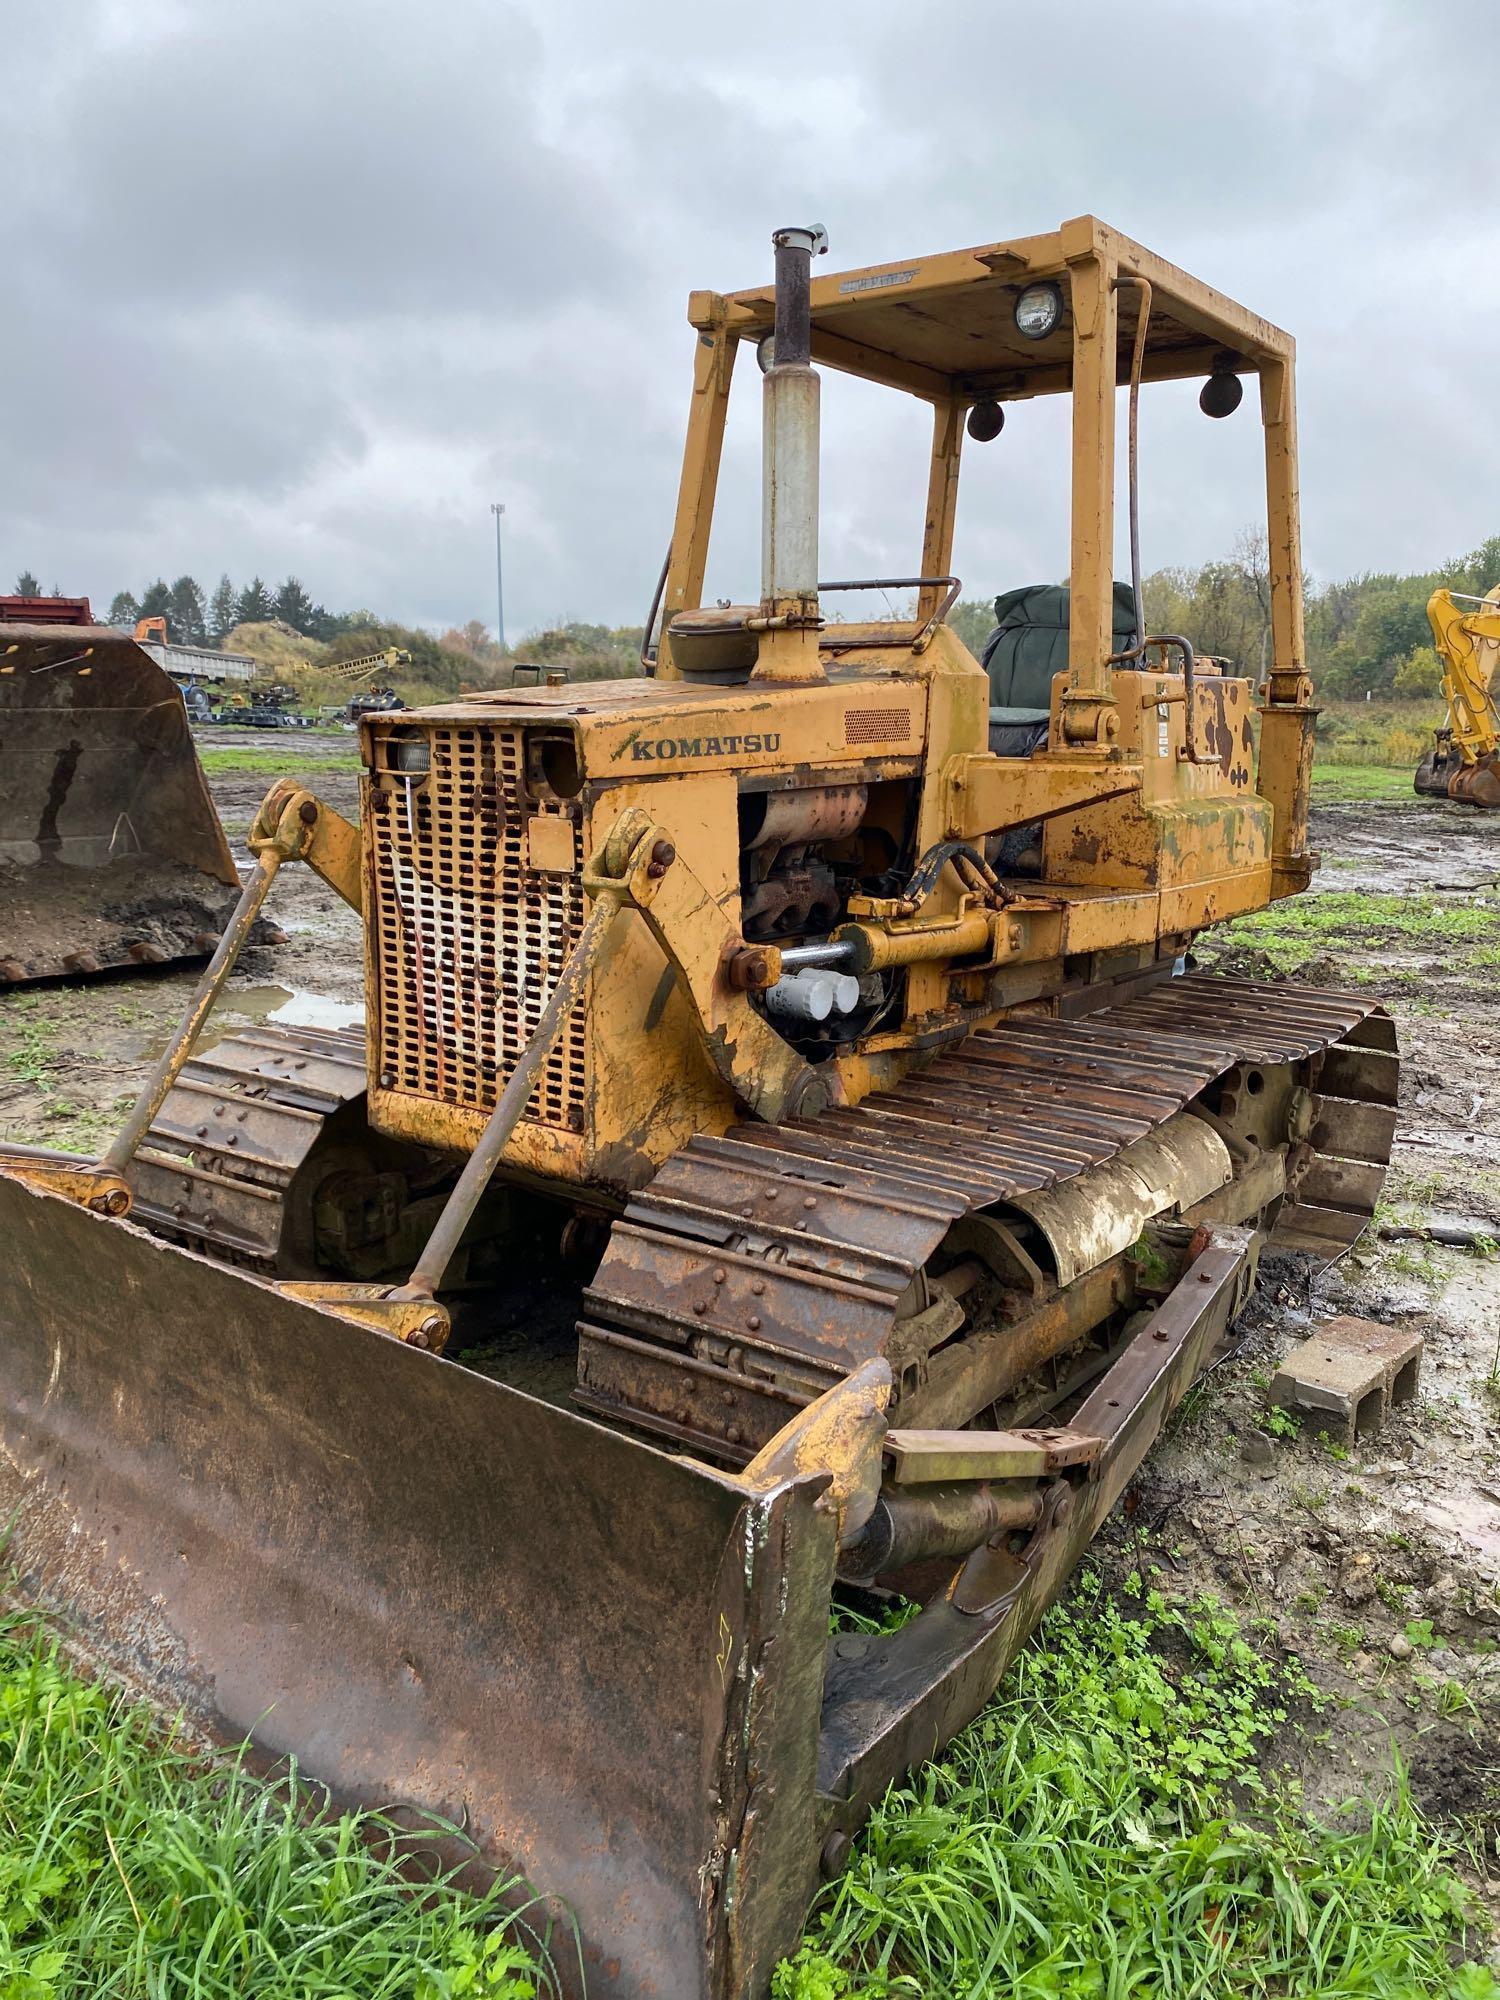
[0,1172,837,2000]
[0,624,238,982]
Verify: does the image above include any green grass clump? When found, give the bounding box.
[0,1608,554,1997]
[1209,891,1500,974]
[197,748,364,777]
[1309,764,1423,803]
[779,1578,1490,1999]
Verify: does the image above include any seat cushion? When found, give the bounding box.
[980,581,1139,713]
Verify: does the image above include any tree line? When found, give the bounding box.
[954,530,1500,700]
[15,530,1499,697]
[100,574,346,648]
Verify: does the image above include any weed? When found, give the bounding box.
[1318,1430,1351,1462]
[782,1579,1488,1998]
[1254,1404,1298,1441]
[3,1020,59,1094]
[1209,890,1500,978]
[0,1604,557,1997]
[1326,1624,1365,1657]
[1404,1617,1439,1650]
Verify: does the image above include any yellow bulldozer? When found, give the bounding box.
[0,220,1397,1998]
[1415,584,1500,805]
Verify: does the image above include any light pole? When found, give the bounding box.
[490,502,506,653]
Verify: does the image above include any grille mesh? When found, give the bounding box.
[370,726,585,1130]
[845,706,912,745]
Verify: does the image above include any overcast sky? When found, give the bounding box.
[6,0,1495,640]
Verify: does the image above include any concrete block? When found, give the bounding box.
[1269,1315,1423,1446]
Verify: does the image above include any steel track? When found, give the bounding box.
[126,1021,370,1272]
[576,972,1399,1457]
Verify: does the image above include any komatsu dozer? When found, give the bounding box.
[1414,584,1500,805]
[0,221,1399,1997]
[0,600,239,980]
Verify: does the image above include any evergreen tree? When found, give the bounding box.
[234,575,272,625]
[167,575,208,646]
[209,575,237,643]
[13,571,40,596]
[138,578,173,626]
[106,590,141,629]
[273,575,317,634]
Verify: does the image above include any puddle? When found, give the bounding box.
[1411,1480,1500,1565]
[229,985,366,1033]
[145,985,365,1061]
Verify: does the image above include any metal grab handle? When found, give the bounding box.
[816,575,962,653]
[1106,632,1211,765]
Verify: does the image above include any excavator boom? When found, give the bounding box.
[1415,586,1500,806]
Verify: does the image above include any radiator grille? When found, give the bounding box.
[369,727,586,1130]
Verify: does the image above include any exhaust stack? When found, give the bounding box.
[754,223,828,682]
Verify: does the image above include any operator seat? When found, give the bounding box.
[982,581,1139,756]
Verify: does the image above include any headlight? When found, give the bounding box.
[387,734,430,774]
[756,332,777,373]
[1013,281,1063,341]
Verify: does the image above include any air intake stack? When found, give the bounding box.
[755,223,828,683]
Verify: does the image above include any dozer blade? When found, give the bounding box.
[0,1172,836,2000]
[0,625,238,981]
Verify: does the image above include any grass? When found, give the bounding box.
[1309,764,1423,804]
[0,1605,557,1997]
[196,748,364,777]
[1314,700,1443,772]
[780,1578,1493,1999]
[1206,890,1500,975]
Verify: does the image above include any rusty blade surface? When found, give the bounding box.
[0,626,236,981]
[0,1173,836,2000]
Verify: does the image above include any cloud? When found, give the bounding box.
[4,0,1497,632]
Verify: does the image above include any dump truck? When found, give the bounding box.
[1415,584,1500,805]
[0,220,1397,1997]
[0,597,240,981]
[132,614,262,688]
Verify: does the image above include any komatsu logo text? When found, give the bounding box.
[628,731,781,763]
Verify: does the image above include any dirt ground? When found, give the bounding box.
[1,741,1497,1903]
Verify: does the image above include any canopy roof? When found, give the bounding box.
[691,215,1293,403]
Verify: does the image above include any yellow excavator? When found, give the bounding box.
[1415,585,1500,805]
[0,221,1397,1998]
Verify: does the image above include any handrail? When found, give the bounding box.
[816,574,962,653]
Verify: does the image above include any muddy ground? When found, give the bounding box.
[0,738,1496,1907]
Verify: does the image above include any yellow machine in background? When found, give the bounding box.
[1416,585,1500,806]
[0,220,1398,1999]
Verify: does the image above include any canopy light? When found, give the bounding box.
[755,332,777,373]
[1200,351,1244,419]
[966,398,1005,441]
[1013,281,1063,341]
